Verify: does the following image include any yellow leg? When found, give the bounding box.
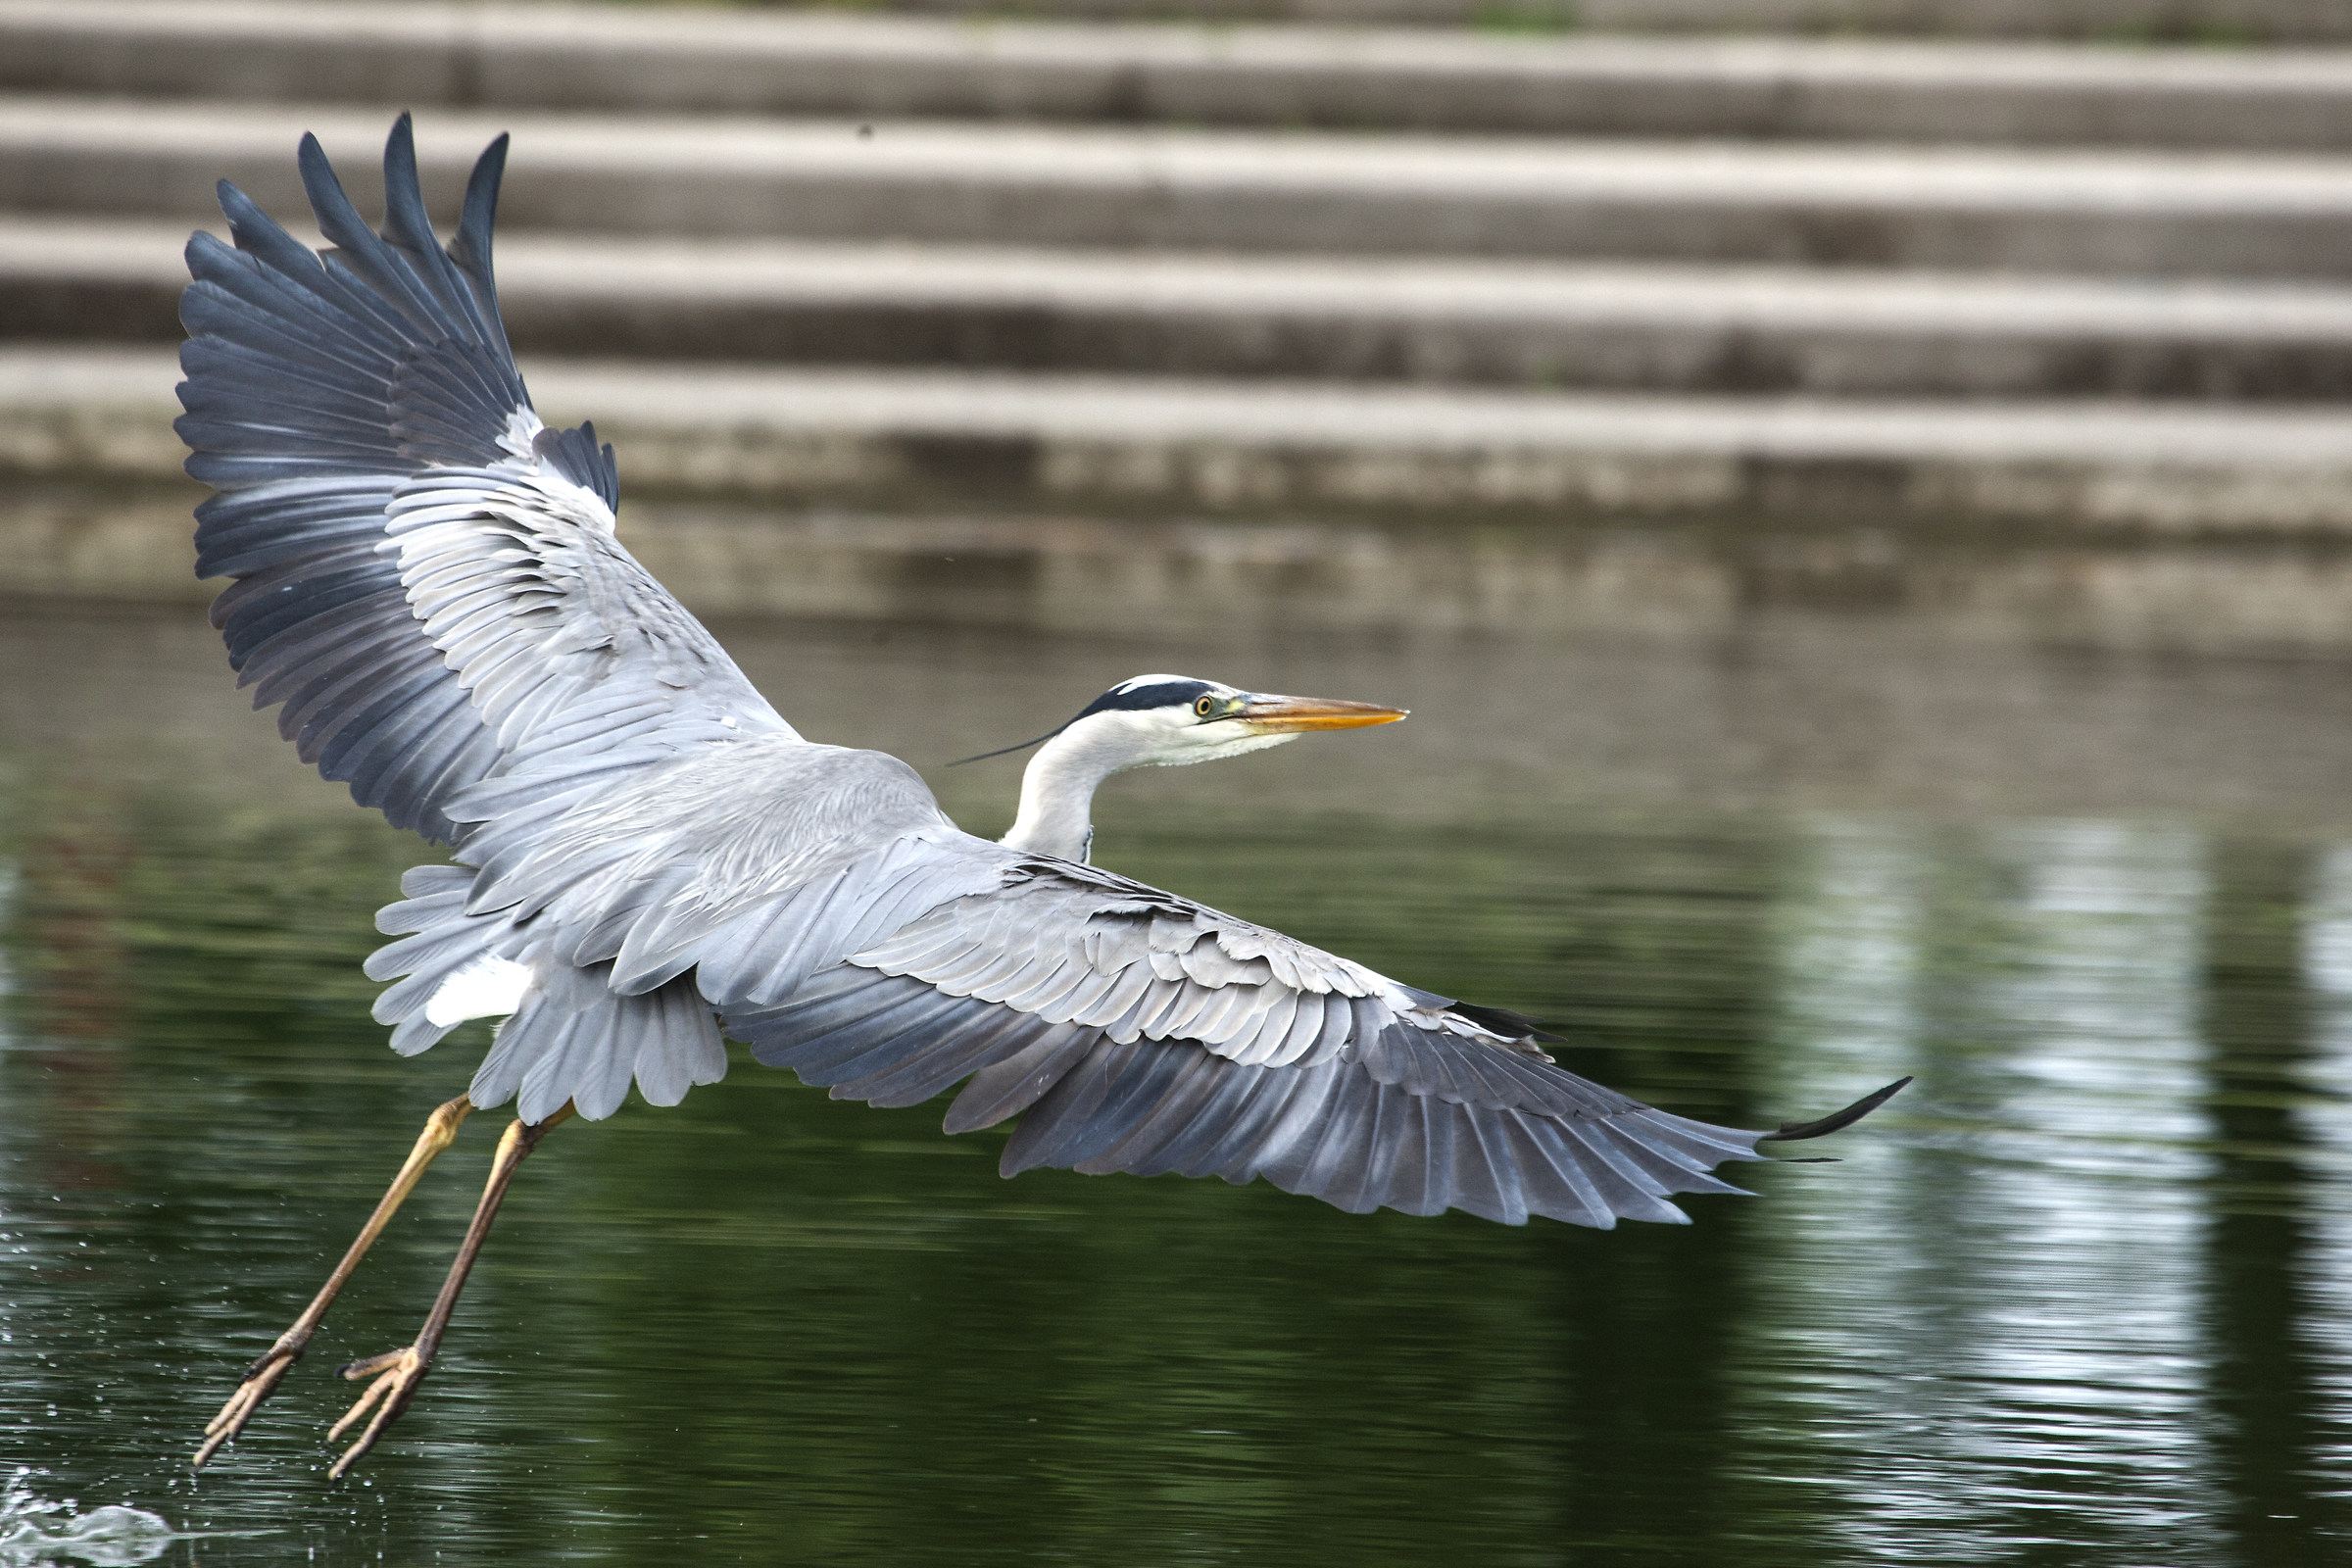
[193,1095,474,1470]
[326,1102,574,1480]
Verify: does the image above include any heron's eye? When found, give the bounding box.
[1194,695,1219,717]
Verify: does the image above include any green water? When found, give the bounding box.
[4,600,2352,1565]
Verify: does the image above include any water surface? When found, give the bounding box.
[3,593,2351,1566]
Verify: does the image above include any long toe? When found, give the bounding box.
[191,1340,307,1469]
[325,1347,428,1479]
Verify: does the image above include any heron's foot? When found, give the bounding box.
[326,1346,429,1479]
[191,1333,311,1468]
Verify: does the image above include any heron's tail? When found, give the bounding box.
[367,864,727,1122]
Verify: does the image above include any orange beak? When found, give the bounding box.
[1234,695,1409,734]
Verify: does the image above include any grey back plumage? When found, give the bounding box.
[181,117,1893,1225]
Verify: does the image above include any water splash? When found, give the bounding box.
[0,1473,172,1567]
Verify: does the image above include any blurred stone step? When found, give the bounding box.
[28,218,2352,399]
[7,99,2352,279]
[714,0,2352,39]
[18,343,2352,529]
[30,1,2333,46]
[26,483,2352,662]
[10,2,2352,149]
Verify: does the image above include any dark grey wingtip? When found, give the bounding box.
[1758,1076,1911,1143]
[294,129,331,186]
[211,177,269,238]
[467,131,513,197]
[451,128,517,370]
[455,132,512,262]
[381,114,424,220]
[296,128,369,247]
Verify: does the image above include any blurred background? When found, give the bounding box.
[6,2,2352,1565]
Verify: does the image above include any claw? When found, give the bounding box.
[191,1335,309,1468]
[327,1346,427,1478]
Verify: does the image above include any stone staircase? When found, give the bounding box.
[3,0,2352,529]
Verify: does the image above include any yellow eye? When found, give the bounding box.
[1194,695,1217,717]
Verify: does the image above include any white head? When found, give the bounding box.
[981,674,1407,863]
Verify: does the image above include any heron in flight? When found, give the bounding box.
[177,118,1905,1479]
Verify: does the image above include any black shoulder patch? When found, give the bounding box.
[534,419,620,514]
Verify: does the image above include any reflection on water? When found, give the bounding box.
[1753,822,2229,1561]
[3,600,2352,1565]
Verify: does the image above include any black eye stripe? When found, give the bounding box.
[952,679,1230,766]
[1071,679,1216,719]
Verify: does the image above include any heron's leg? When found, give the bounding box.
[193,1095,474,1469]
[325,1102,574,1479]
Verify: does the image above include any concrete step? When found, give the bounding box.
[28,218,2352,399]
[980,0,2352,38]
[839,1,2352,41]
[106,1,2338,44]
[19,344,2352,530]
[27,483,2352,664]
[39,484,2352,664]
[7,99,2351,279]
[11,2,2352,149]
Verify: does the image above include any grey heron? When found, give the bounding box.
[176,118,1906,1478]
[973,672,1411,863]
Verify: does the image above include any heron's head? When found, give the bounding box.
[957,673,1407,774]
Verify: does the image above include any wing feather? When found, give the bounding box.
[180,113,795,850]
[705,845,1799,1230]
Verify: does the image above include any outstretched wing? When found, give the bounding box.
[719,856,1791,1228]
[178,115,791,847]
[722,853,1902,1227]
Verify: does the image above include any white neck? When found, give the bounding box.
[1001,724,1131,862]
[995,705,1299,863]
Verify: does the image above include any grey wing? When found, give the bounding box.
[363,741,1009,1124]
[179,114,792,848]
[713,856,1803,1229]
